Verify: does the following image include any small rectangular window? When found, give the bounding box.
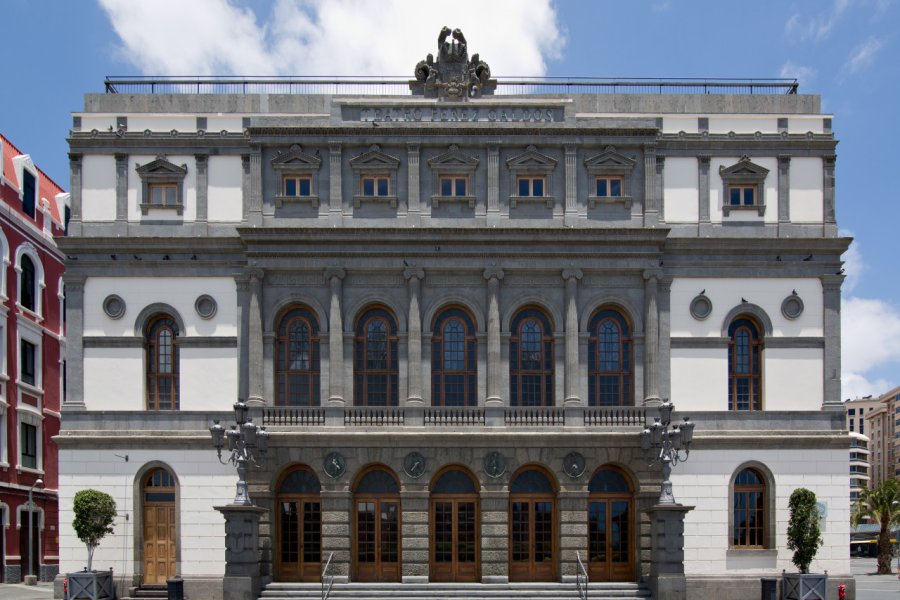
[20,423,37,469]
[439,176,468,197]
[21,340,36,386]
[361,175,390,197]
[22,171,36,218]
[149,183,177,206]
[595,176,623,197]
[728,185,757,206]
[517,177,545,198]
[283,175,312,197]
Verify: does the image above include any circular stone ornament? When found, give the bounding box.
[689,294,712,320]
[403,451,426,479]
[483,451,507,479]
[195,294,218,319]
[781,292,804,320]
[323,452,346,479]
[563,452,586,479]
[102,294,126,319]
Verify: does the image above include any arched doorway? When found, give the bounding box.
[142,468,177,584]
[509,467,557,582]
[587,466,634,582]
[275,466,322,581]
[353,466,401,582]
[430,467,479,582]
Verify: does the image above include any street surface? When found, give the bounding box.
[0,581,53,599]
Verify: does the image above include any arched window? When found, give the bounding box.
[20,255,36,312]
[276,466,322,581]
[432,307,477,407]
[588,466,634,581]
[354,466,401,582]
[354,307,399,406]
[588,309,633,406]
[728,317,762,411]
[275,307,320,406]
[510,308,554,407]
[430,467,480,582]
[732,467,766,548]
[509,467,556,581]
[146,315,179,410]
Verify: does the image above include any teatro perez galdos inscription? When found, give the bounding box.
[410,26,496,100]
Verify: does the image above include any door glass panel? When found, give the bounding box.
[435,502,453,563]
[534,501,553,563]
[611,500,629,563]
[380,502,398,563]
[588,501,607,563]
[457,502,476,563]
[303,501,321,563]
[357,502,376,563]
[511,501,530,562]
[281,501,299,563]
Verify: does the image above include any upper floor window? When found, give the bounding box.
[584,146,635,209]
[275,307,320,407]
[22,170,36,218]
[20,339,36,387]
[428,145,479,209]
[594,176,622,197]
[354,307,399,406]
[271,145,322,208]
[440,175,469,197]
[588,309,633,406]
[431,307,477,407]
[510,307,554,407]
[517,176,546,197]
[350,145,400,209]
[20,422,37,470]
[20,255,36,312]
[362,175,391,197]
[728,317,762,411]
[720,156,769,217]
[732,467,767,548]
[506,146,557,209]
[283,175,312,198]
[136,155,188,216]
[146,314,179,410]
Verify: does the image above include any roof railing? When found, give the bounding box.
[104,75,799,95]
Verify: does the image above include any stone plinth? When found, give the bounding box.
[648,503,694,600]
[215,504,266,600]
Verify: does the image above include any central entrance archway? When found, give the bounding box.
[430,466,479,582]
[587,466,634,582]
[353,466,401,582]
[508,466,557,582]
[275,466,322,581]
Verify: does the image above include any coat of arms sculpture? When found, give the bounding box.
[410,27,496,100]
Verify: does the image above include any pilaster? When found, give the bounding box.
[406,143,421,226]
[67,153,82,235]
[114,153,128,234]
[486,144,500,227]
[823,155,837,237]
[483,267,504,410]
[404,267,425,406]
[62,274,86,410]
[247,269,265,405]
[777,155,791,234]
[643,268,662,406]
[562,269,583,407]
[564,144,578,227]
[329,142,343,226]
[697,155,711,235]
[655,155,665,224]
[248,147,263,226]
[241,155,251,224]
[644,145,659,227]
[234,274,251,402]
[658,276,673,402]
[821,274,844,409]
[195,153,209,223]
[325,267,346,408]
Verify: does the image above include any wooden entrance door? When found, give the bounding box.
[430,467,480,582]
[587,467,634,582]
[353,467,401,582]
[508,468,557,582]
[142,468,176,585]
[275,467,322,581]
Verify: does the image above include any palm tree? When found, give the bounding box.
[851,478,900,574]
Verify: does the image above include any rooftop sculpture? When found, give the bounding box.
[411,27,496,100]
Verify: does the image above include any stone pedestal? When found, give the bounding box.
[648,503,694,600]
[215,504,266,600]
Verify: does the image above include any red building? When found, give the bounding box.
[0,134,66,582]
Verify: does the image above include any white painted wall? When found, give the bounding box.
[790,157,824,223]
[672,348,728,411]
[128,155,197,222]
[78,116,117,134]
[207,117,244,132]
[663,157,698,222]
[58,448,234,577]
[674,447,850,576]
[710,157,778,224]
[764,347,823,410]
[670,278,824,338]
[180,347,238,411]
[788,117,826,134]
[128,116,197,132]
[81,155,117,222]
[207,156,243,222]
[709,117,778,134]
[84,347,143,410]
[662,117,697,134]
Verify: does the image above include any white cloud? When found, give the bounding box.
[97,0,565,77]
[842,36,885,75]
[841,296,900,398]
[784,0,851,41]
[839,230,864,293]
[778,61,817,85]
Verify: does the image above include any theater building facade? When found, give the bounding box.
[56,34,852,600]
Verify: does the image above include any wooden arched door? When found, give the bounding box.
[142,468,177,584]
[430,467,479,582]
[587,466,634,582]
[353,467,401,582]
[275,466,322,581]
[509,467,557,582]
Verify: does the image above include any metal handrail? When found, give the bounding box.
[576,550,589,600]
[321,552,335,600]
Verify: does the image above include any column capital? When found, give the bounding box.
[820,273,845,291]
[404,267,425,281]
[643,268,664,281]
[778,154,792,165]
[697,154,711,165]
[68,152,82,164]
[324,266,346,282]
[483,267,505,281]
[329,140,343,153]
[63,274,86,290]
[248,268,265,283]
[562,268,583,282]
[194,153,209,164]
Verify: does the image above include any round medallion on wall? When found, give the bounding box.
[102,294,126,320]
[403,451,426,479]
[689,294,712,321]
[483,451,507,479]
[195,294,218,319]
[323,452,346,479]
[781,292,804,320]
[563,452,586,479]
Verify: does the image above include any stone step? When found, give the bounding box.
[260,581,650,600]
[121,584,173,600]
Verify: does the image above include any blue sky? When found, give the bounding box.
[3,0,898,400]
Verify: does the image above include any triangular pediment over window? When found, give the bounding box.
[136,156,188,178]
[584,146,636,174]
[428,145,480,169]
[271,145,322,171]
[720,156,769,178]
[349,145,401,170]
[506,145,557,170]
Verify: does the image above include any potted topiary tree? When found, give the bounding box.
[67,489,117,600]
[782,487,825,600]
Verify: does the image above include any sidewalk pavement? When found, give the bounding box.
[0,581,53,599]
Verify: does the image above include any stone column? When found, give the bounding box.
[234,274,251,402]
[247,269,265,406]
[698,155,711,234]
[486,144,500,226]
[655,155,665,224]
[114,153,128,233]
[329,142,343,226]
[62,275,85,410]
[214,505,266,600]
[248,147,262,226]
[823,155,837,236]
[195,153,209,223]
[564,144,578,227]
[777,155,790,234]
[658,276,673,402]
[562,269,582,406]
[68,153,82,235]
[644,145,658,226]
[643,269,662,405]
[407,142,421,226]
[822,274,844,409]
[484,267,504,409]
[404,267,425,406]
[648,504,694,600]
[325,267,346,407]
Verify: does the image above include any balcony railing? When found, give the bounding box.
[103,76,799,96]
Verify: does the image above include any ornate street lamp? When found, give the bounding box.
[641,399,695,505]
[210,399,270,506]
